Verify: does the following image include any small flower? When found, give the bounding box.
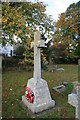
[12,104,14,106]
[10,88,12,91]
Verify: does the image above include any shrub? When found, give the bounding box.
[15,46,26,57]
[2,58,20,68]
[65,82,74,95]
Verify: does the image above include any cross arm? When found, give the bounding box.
[37,40,45,48]
[31,40,45,48]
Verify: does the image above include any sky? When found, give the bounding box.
[30,0,79,21]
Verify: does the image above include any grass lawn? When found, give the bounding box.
[2,64,78,118]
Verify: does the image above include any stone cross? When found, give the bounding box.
[76,86,80,120]
[68,86,80,119]
[31,31,45,81]
[22,31,55,113]
[68,60,80,120]
[77,59,80,120]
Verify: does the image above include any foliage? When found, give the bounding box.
[65,82,74,95]
[2,58,20,68]
[0,3,2,44]
[15,45,26,56]
[48,42,68,63]
[54,1,80,62]
[2,2,54,64]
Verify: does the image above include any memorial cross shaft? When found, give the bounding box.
[22,31,55,113]
[31,31,45,81]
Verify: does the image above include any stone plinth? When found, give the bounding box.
[68,93,78,107]
[68,86,80,119]
[22,78,55,113]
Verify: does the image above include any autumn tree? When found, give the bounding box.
[2,2,54,65]
[48,42,68,64]
[0,3,2,44]
[54,1,79,62]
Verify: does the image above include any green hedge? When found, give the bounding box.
[2,58,20,68]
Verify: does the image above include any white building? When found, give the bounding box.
[0,43,14,57]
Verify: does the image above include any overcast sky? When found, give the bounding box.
[30,0,79,21]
